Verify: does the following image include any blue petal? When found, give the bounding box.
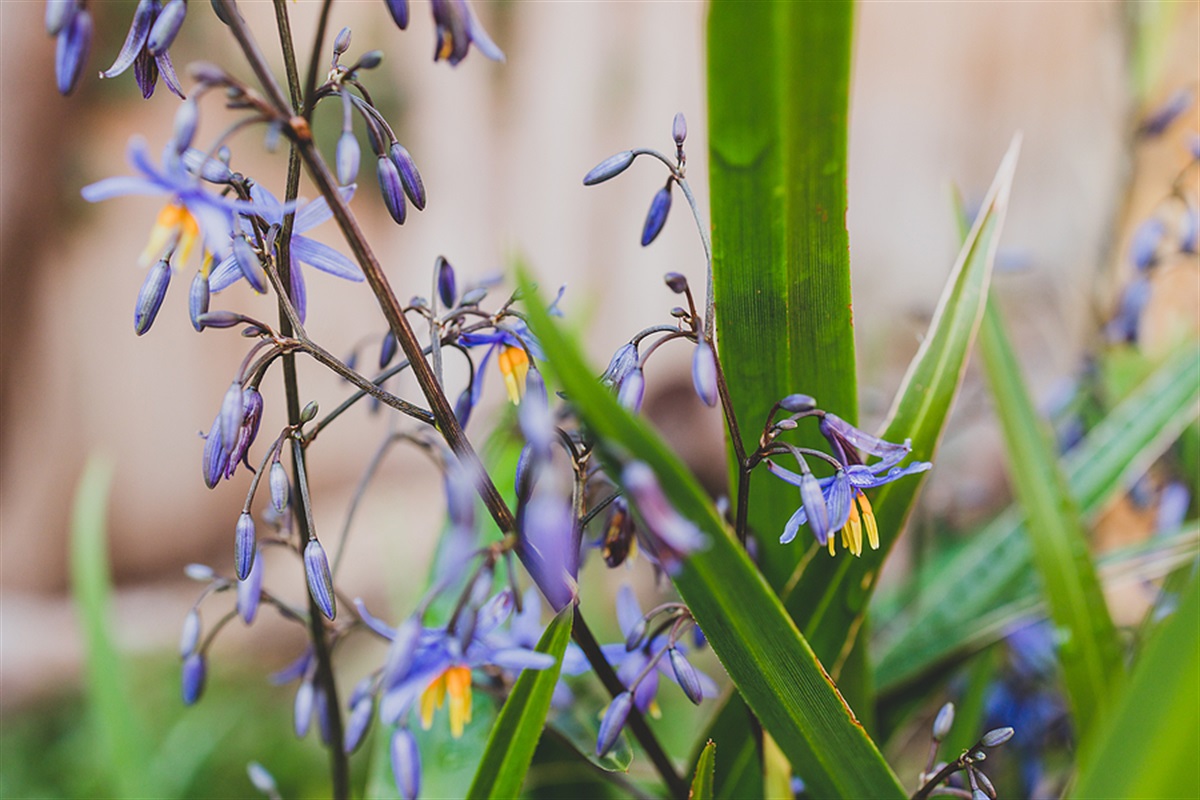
[155,50,184,99]
[249,183,284,225]
[291,236,363,281]
[780,505,807,544]
[294,185,356,232]
[209,254,242,291]
[487,648,555,671]
[80,175,161,202]
[615,585,642,637]
[99,0,154,79]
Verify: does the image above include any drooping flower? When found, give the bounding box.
[430,0,504,66]
[51,1,92,96]
[621,462,707,573]
[208,184,362,321]
[99,0,186,99]
[459,320,544,406]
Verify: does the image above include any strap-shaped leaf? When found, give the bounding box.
[466,605,574,799]
[521,273,905,800]
[690,740,716,800]
[875,344,1200,693]
[978,298,1123,735]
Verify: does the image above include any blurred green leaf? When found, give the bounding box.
[708,0,856,596]
[70,455,155,798]
[978,297,1123,735]
[690,740,716,800]
[876,344,1200,694]
[696,688,762,800]
[467,605,574,799]
[1072,572,1199,799]
[522,272,904,799]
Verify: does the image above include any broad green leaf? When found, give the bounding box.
[690,740,716,800]
[70,455,153,798]
[522,273,904,800]
[978,297,1123,734]
[1072,573,1199,799]
[708,0,856,595]
[467,605,574,799]
[875,344,1200,694]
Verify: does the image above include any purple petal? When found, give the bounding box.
[208,254,242,291]
[291,236,363,281]
[487,648,556,671]
[155,50,185,99]
[80,175,162,203]
[100,0,154,79]
[615,585,642,638]
[293,186,355,232]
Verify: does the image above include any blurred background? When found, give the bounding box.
[1,1,1196,797]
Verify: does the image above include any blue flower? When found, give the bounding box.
[99,0,186,99]
[430,0,504,66]
[459,319,545,406]
[82,137,266,267]
[769,459,930,555]
[209,184,362,322]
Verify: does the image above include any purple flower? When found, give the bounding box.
[459,320,545,406]
[431,0,504,66]
[209,184,361,323]
[621,462,707,573]
[518,492,579,612]
[99,0,186,99]
[819,413,912,470]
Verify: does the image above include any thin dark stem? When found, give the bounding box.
[571,612,688,799]
[911,757,967,800]
[302,0,335,116]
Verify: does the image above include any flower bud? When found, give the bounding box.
[232,235,268,293]
[147,0,187,56]
[195,310,244,329]
[182,148,233,183]
[641,184,672,246]
[623,616,648,652]
[304,540,336,619]
[601,343,639,389]
[692,341,718,407]
[189,271,210,331]
[45,0,75,36]
[237,545,264,624]
[596,692,632,757]
[669,647,704,705]
[246,763,278,797]
[932,702,955,741]
[219,381,244,455]
[454,388,473,429]
[617,367,645,413]
[179,609,201,657]
[234,512,256,580]
[269,461,289,512]
[293,678,314,738]
[336,130,360,186]
[379,331,398,369]
[55,8,92,96]
[391,728,420,800]
[172,98,199,154]
[583,151,635,186]
[202,415,229,489]
[300,400,319,423]
[134,259,172,336]
[672,112,688,145]
[188,60,228,86]
[357,50,384,70]
[436,256,456,307]
[184,563,215,581]
[333,26,352,55]
[390,142,426,210]
[979,727,1014,747]
[779,393,816,413]
[385,0,410,29]
[974,768,996,799]
[182,652,206,705]
[376,156,407,224]
[343,691,375,754]
[664,272,689,294]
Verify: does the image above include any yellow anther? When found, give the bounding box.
[846,502,863,557]
[859,493,880,550]
[497,345,529,405]
[419,672,447,730]
[445,665,473,738]
[139,202,200,267]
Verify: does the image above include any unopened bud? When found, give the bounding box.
[672,112,687,145]
[979,727,1014,747]
[932,702,955,741]
[583,150,635,186]
[300,401,319,423]
[333,26,352,55]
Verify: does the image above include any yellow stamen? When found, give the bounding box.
[438,33,455,61]
[139,202,201,267]
[859,493,880,550]
[445,665,473,738]
[200,250,213,279]
[846,501,863,557]
[648,699,662,720]
[497,345,529,405]
[827,532,836,556]
[419,673,447,730]
[176,206,201,266]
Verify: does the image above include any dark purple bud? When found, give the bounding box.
[188,271,210,331]
[385,0,410,29]
[202,416,228,489]
[669,647,703,705]
[232,235,268,293]
[294,678,314,738]
[672,112,687,145]
[333,26,352,55]
[980,727,1014,747]
[234,512,256,580]
[246,763,278,797]
[134,259,172,336]
[182,652,206,705]
[336,131,360,186]
[391,728,420,800]
[237,545,264,624]
[664,272,689,294]
[583,151,635,186]
[269,461,289,512]
[45,0,76,36]
[932,702,955,741]
[55,8,92,96]
[357,50,384,70]
[454,388,473,428]
[514,444,537,504]
[376,156,407,224]
[435,255,456,307]
[305,540,336,619]
[219,381,244,453]
[596,692,632,757]
[641,184,672,246]
[692,341,718,407]
[147,0,186,56]
[390,142,426,210]
[179,609,201,657]
[379,331,398,369]
[1129,216,1165,271]
[344,692,375,754]
[617,368,645,412]
[601,343,639,389]
[779,393,816,413]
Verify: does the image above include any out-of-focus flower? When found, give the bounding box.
[621,462,707,573]
[99,0,187,99]
[430,0,504,66]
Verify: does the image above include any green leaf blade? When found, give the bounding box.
[466,605,574,800]
[690,740,716,800]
